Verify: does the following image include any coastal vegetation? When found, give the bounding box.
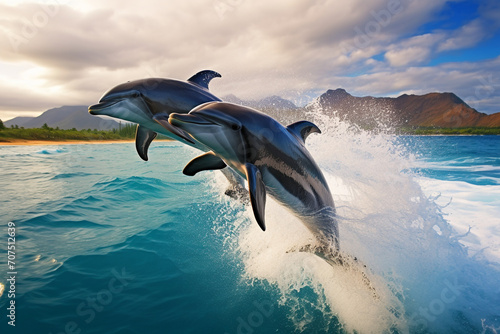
[0,121,138,142]
[1,119,499,144]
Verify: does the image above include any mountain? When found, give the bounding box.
[5,106,120,130]
[223,90,500,128]
[311,89,500,128]
[4,90,499,131]
[223,94,298,111]
[255,96,298,111]
[223,94,246,105]
[4,116,33,128]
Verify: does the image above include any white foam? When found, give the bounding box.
[236,199,407,333]
[209,113,500,333]
[418,177,500,264]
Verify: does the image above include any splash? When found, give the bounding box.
[208,109,500,333]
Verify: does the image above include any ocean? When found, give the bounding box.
[0,121,499,333]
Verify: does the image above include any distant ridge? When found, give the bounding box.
[4,90,500,131]
[310,89,500,128]
[223,94,298,111]
[5,106,120,130]
[4,116,33,128]
[223,90,499,128]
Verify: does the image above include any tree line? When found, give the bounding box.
[0,120,138,141]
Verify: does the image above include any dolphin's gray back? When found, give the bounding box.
[249,125,333,210]
[140,79,221,116]
[247,123,337,246]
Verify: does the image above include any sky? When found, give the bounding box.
[0,0,499,121]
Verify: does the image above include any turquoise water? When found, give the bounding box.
[0,133,499,333]
[402,135,500,186]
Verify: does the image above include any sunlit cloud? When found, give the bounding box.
[0,0,498,120]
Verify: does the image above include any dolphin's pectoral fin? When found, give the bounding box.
[187,70,221,90]
[135,125,158,161]
[287,121,321,143]
[183,152,227,176]
[153,114,195,144]
[245,163,266,231]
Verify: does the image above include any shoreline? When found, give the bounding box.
[1,132,498,146]
[0,139,138,146]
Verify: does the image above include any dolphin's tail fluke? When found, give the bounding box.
[288,244,379,299]
[319,250,378,299]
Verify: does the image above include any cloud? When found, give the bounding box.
[0,0,498,120]
[437,0,500,52]
[335,56,500,114]
[384,33,443,66]
[437,19,485,52]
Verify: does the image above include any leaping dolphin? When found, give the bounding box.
[88,70,247,196]
[167,101,340,256]
[88,70,221,161]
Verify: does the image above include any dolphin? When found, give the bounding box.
[88,70,246,195]
[88,70,221,161]
[166,101,340,257]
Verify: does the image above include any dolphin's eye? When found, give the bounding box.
[231,124,241,131]
[132,92,141,98]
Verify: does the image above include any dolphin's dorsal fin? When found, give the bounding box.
[135,125,157,161]
[245,163,266,231]
[187,70,221,89]
[287,121,321,143]
[183,152,227,176]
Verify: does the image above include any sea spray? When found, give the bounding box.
[207,110,500,333]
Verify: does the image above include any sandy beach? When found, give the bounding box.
[0,139,136,146]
